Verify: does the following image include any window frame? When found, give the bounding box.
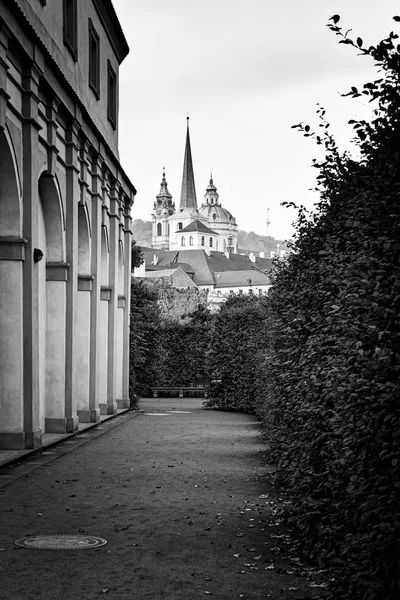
[107,60,117,128]
[63,0,78,61]
[88,19,100,99]
[181,237,186,247]
[157,223,162,237]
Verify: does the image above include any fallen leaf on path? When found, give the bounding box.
[265,564,275,570]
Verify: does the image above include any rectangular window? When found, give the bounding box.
[63,0,77,60]
[107,60,117,128]
[89,19,100,99]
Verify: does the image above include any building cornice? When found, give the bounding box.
[92,0,129,64]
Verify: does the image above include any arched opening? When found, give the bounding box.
[100,226,109,286]
[181,237,186,247]
[0,128,24,447]
[209,237,213,247]
[38,174,66,262]
[189,236,194,246]
[201,236,205,246]
[99,225,110,406]
[38,173,67,433]
[157,222,162,236]
[78,204,91,274]
[76,204,92,420]
[0,128,21,236]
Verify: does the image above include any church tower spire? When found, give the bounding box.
[180,117,197,210]
[151,168,175,250]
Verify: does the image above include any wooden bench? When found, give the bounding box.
[151,386,208,398]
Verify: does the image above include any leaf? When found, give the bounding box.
[331,14,340,24]
[357,37,363,47]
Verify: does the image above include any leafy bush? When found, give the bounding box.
[200,16,400,599]
[205,293,268,413]
[257,16,400,599]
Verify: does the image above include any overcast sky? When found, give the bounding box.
[113,0,399,240]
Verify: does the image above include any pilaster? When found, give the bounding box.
[63,117,81,433]
[88,152,103,421]
[120,194,133,408]
[22,59,44,448]
[104,177,119,415]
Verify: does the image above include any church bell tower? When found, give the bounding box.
[151,169,175,249]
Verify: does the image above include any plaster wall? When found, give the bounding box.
[45,281,66,419]
[98,300,109,405]
[0,261,23,431]
[75,291,91,412]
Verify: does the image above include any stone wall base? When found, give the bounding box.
[0,429,42,450]
[99,402,117,416]
[77,409,100,423]
[116,398,130,409]
[45,417,79,434]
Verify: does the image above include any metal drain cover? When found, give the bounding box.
[15,535,107,550]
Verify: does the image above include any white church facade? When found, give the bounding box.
[151,118,238,254]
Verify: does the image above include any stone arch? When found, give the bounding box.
[0,126,22,236]
[100,225,109,285]
[38,173,66,262]
[0,127,24,448]
[118,239,124,295]
[38,172,67,433]
[78,203,91,274]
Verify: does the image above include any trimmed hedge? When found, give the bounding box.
[204,17,400,599]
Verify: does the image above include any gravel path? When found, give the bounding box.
[0,398,329,600]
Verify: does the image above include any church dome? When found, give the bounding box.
[199,175,237,226]
[199,203,237,225]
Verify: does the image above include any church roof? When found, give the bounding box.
[178,220,218,235]
[156,169,172,199]
[180,117,197,210]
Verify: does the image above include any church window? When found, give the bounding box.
[63,0,77,60]
[157,223,162,236]
[89,19,100,99]
[178,222,183,230]
[213,213,216,220]
[201,236,205,246]
[181,237,186,246]
[209,237,213,247]
[189,236,194,246]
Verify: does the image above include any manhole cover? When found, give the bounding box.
[15,535,107,550]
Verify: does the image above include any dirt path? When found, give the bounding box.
[0,398,329,600]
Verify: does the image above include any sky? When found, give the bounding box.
[113,0,399,240]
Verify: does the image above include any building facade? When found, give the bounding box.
[0,0,136,449]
